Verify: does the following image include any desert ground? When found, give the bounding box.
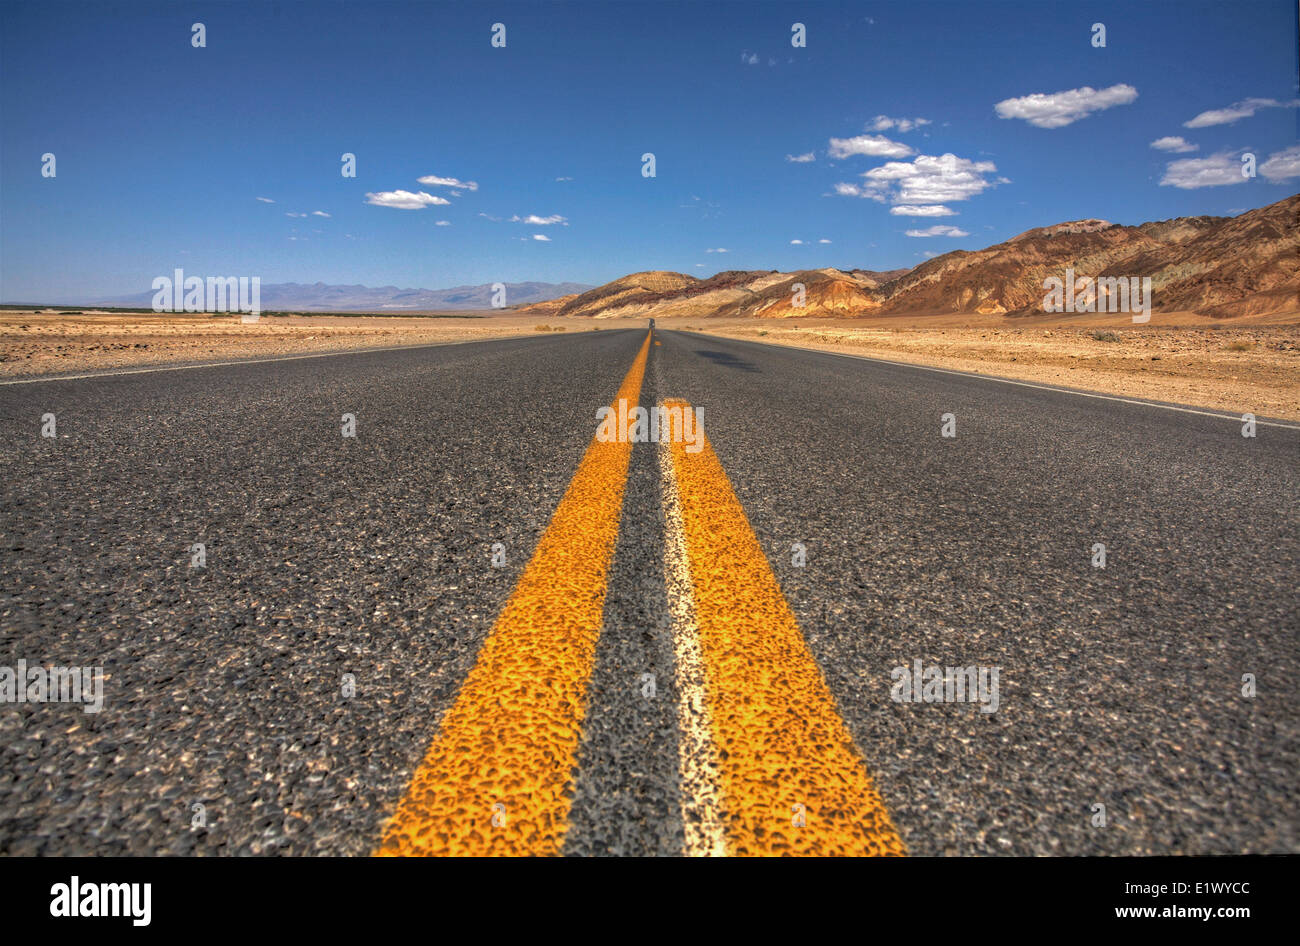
[670,310,1300,422]
[0,311,577,377]
[1,308,1296,420]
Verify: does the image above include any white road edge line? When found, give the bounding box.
[0,336,518,386]
[687,332,1300,432]
[657,411,728,858]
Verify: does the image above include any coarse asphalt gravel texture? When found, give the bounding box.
[1,328,1296,855]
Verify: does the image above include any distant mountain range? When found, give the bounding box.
[524,194,1299,321]
[87,280,594,311]
[15,195,1297,320]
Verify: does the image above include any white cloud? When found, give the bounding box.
[848,153,999,205]
[994,83,1138,128]
[417,174,479,191]
[364,190,451,209]
[706,247,728,253]
[1184,97,1299,128]
[905,224,969,238]
[890,204,957,216]
[785,152,816,163]
[790,239,805,244]
[1150,136,1198,153]
[555,176,574,182]
[311,210,331,217]
[532,233,551,241]
[741,51,758,65]
[435,220,451,226]
[1159,152,1248,189]
[869,115,931,133]
[512,214,567,225]
[828,134,914,159]
[818,238,832,244]
[256,197,275,203]
[1260,144,1300,182]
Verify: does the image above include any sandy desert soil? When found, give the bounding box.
[665,311,1300,422]
[0,311,596,378]
[2,309,1296,422]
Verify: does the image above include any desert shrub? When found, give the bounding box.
[1090,330,1121,342]
[1225,340,1254,352]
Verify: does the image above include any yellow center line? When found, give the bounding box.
[663,398,906,856]
[376,331,652,856]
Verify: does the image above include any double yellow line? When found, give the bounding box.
[377,331,903,856]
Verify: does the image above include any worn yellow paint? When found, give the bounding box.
[664,399,905,856]
[377,333,651,856]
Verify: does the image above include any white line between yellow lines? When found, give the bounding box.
[658,434,728,858]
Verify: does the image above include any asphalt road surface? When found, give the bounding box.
[1,328,1295,855]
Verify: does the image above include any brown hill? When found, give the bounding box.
[556,271,700,317]
[551,267,900,319]
[1009,219,1114,241]
[1128,199,1300,318]
[514,292,581,317]
[522,194,1299,321]
[885,196,1297,318]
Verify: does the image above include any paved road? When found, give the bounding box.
[0,328,1295,855]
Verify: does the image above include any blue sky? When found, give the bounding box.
[2,0,1297,300]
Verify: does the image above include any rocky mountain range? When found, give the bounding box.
[526,194,1298,321]
[93,280,593,312]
